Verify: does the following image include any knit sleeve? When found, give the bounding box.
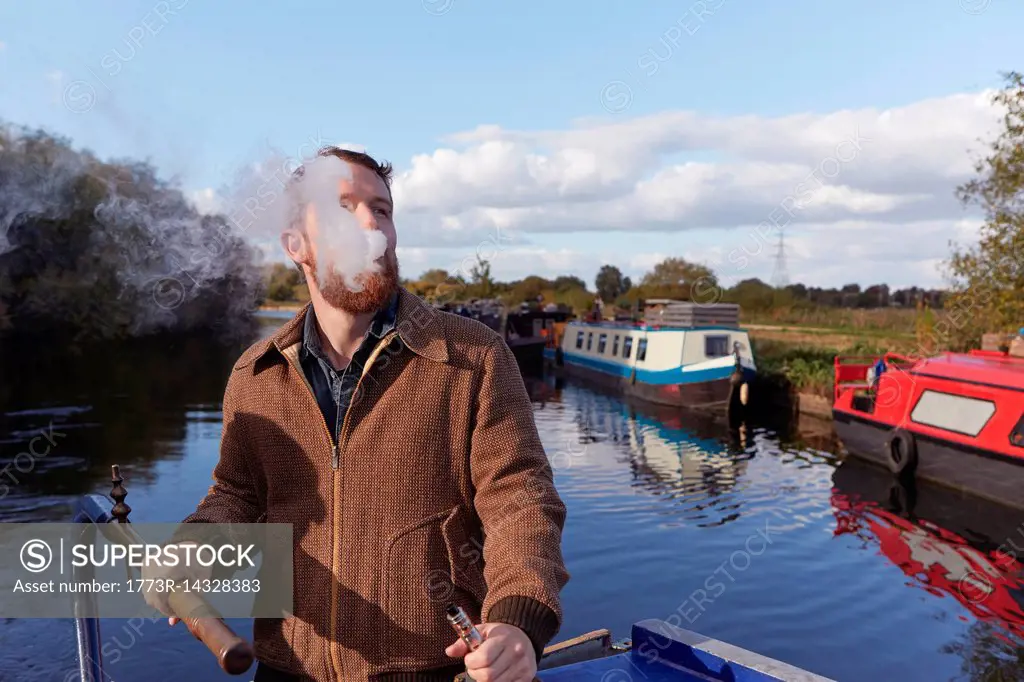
[469,337,570,659]
[182,371,263,527]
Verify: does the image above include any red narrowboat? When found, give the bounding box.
[831,348,1024,510]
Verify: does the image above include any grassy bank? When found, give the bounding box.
[750,335,889,409]
[745,306,921,333]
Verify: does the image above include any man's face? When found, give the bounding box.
[302,160,400,314]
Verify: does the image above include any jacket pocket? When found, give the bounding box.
[380,505,486,667]
[440,505,487,604]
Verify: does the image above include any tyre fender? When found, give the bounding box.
[887,429,918,478]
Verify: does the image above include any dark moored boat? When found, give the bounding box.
[440,300,570,370]
[504,305,571,370]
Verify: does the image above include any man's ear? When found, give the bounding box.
[280,229,307,263]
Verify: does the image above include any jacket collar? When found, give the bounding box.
[300,290,398,364]
[238,287,448,372]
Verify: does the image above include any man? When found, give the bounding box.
[147,147,569,682]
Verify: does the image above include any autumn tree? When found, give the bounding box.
[552,275,587,292]
[556,287,595,316]
[507,275,550,304]
[944,71,1024,349]
[404,268,455,300]
[724,278,776,312]
[634,257,718,301]
[419,269,450,289]
[467,255,495,298]
[264,263,303,301]
[594,265,631,303]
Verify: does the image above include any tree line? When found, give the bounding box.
[265,255,946,315]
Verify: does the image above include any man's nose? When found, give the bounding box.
[357,204,379,230]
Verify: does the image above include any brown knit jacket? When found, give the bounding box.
[182,288,570,681]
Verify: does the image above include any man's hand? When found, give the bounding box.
[446,622,537,682]
[139,541,213,626]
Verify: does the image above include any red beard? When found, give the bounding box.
[310,249,399,314]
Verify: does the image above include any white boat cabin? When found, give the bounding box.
[558,303,756,384]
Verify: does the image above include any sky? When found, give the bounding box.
[1,0,1021,290]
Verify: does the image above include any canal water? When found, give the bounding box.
[0,313,1022,681]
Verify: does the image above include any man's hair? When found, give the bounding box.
[290,146,393,194]
[318,146,393,191]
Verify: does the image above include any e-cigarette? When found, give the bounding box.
[446,604,484,652]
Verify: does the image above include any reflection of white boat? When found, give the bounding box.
[625,411,745,489]
[570,391,749,496]
[562,386,838,532]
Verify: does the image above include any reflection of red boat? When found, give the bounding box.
[832,349,1024,510]
[831,461,1024,644]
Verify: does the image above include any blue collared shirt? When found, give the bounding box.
[299,292,399,447]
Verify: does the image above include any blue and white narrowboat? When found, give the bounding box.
[544,302,757,410]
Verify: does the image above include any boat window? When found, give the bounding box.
[705,335,730,358]
[1011,412,1024,449]
[598,334,607,354]
[576,331,584,349]
[587,333,593,351]
[910,390,996,437]
[612,335,620,356]
[637,338,648,362]
[623,337,633,359]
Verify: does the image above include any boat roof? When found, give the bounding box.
[914,352,1024,391]
[568,320,745,331]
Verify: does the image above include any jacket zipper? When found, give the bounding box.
[279,342,355,682]
[328,329,398,680]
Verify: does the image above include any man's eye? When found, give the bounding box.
[374,207,391,218]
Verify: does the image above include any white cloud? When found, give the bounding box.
[194,89,1004,287]
[392,91,1000,234]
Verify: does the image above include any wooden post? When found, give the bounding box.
[106,464,254,673]
[110,465,131,523]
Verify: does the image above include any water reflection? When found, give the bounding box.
[831,461,1024,635]
[535,375,841,533]
[0,334,247,522]
[831,460,1024,680]
[535,374,1024,679]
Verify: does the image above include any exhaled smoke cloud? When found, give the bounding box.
[213,146,386,293]
[0,124,262,338]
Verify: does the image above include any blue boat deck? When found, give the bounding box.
[539,620,834,682]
